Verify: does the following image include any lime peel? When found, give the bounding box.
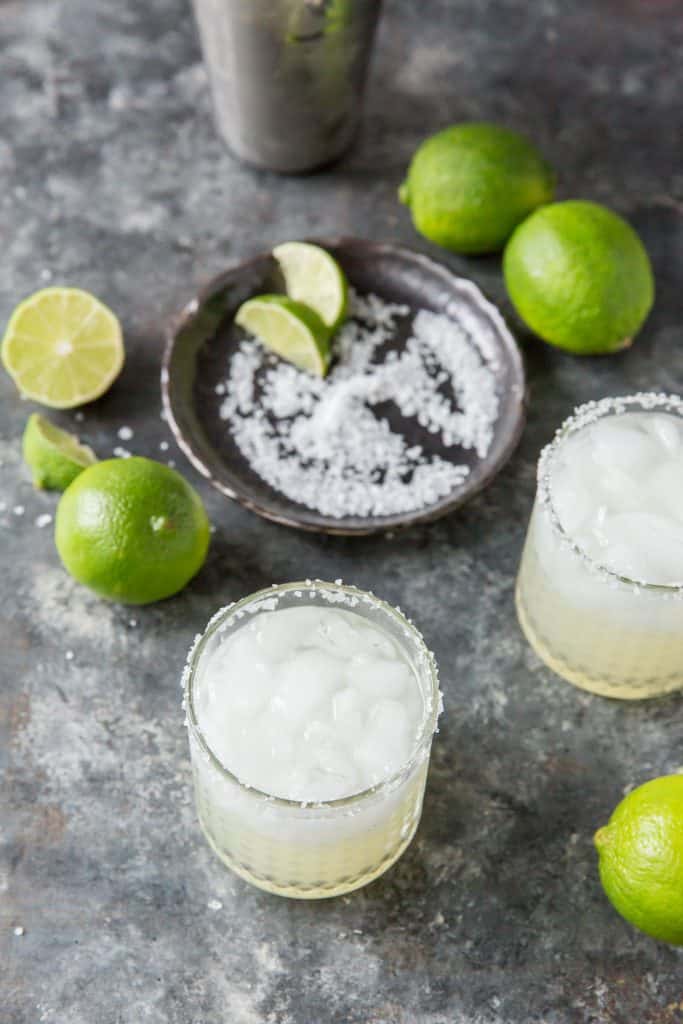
[235,294,331,377]
[273,241,348,331]
[22,412,97,491]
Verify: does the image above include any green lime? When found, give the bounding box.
[23,413,97,491]
[2,287,124,408]
[399,122,555,254]
[503,200,654,354]
[55,457,210,605]
[235,294,331,377]
[273,242,348,330]
[595,775,683,945]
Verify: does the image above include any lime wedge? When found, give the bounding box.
[273,242,348,330]
[2,287,124,408]
[235,295,332,376]
[23,413,97,490]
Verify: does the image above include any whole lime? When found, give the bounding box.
[504,199,654,354]
[399,122,555,254]
[595,775,683,945]
[55,457,210,605]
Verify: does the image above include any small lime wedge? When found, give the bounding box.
[273,242,348,331]
[23,413,97,490]
[2,287,124,408]
[235,295,332,376]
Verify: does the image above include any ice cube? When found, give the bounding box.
[551,470,595,535]
[354,699,412,784]
[601,512,683,584]
[254,708,295,763]
[286,764,311,797]
[315,610,362,658]
[600,466,646,513]
[353,623,399,659]
[347,654,414,700]
[271,649,342,726]
[202,633,273,717]
[644,414,681,455]
[253,607,320,661]
[304,772,358,802]
[303,719,336,747]
[645,457,683,524]
[590,419,660,474]
[332,687,364,747]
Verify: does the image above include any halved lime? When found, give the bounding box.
[2,287,124,408]
[273,242,348,330]
[23,412,97,490]
[235,294,332,376]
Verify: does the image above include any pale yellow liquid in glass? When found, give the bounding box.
[192,748,428,898]
[516,501,683,699]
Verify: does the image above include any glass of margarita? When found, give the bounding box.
[184,581,441,898]
[516,393,683,699]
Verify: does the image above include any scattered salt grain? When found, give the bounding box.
[159,441,169,452]
[65,650,74,661]
[117,426,134,441]
[13,926,24,937]
[40,268,53,282]
[215,383,226,395]
[13,505,25,516]
[220,289,500,518]
[113,446,132,459]
[74,411,85,423]
[167,460,176,469]
[207,898,223,911]
[35,514,53,528]
[129,619,138,628]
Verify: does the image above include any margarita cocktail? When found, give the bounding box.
[516,394,683,699]
[184,581,441,897]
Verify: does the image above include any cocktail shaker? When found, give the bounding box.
[191,0,383,173]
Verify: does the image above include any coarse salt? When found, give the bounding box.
[219,290,500,518]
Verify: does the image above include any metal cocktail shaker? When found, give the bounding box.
[191,0,383,173]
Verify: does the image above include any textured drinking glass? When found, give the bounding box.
[516,395,683,699]
[184,581,441,898]
[191,0,383,173]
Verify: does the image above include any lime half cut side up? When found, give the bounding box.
[23,413,97,491]
[273,242,348,331]
[235,294,332,377]
[1,287,124,408]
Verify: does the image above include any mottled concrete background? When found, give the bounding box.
[2,1,682,1021]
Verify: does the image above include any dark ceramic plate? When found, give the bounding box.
[162,238,526,535]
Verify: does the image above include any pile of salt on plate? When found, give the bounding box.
[219,289,501,518]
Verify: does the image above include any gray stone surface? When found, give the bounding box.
[2,0,683,1021]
